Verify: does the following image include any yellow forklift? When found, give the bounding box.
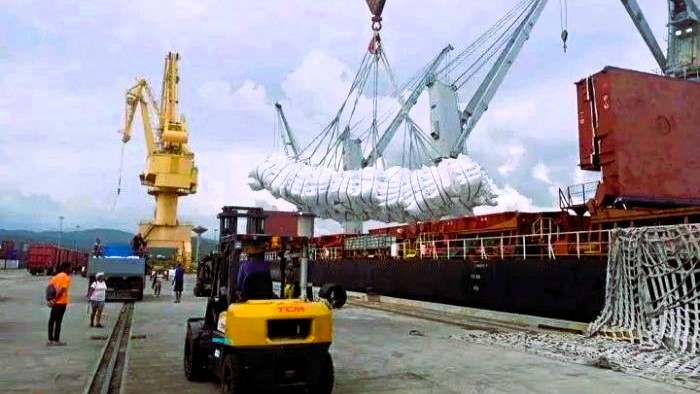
[183,206,346,393]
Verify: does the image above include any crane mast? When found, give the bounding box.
[621,0,700,79]
[121,52,199,271]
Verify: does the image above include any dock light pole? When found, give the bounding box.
[58,216,65,249]
[192,226,207,271]
[74,225,80,250]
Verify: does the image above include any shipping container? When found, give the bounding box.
[577,66,700,208]
[25,244,87,275]
[26,244,59,275]
[263,210,300,237]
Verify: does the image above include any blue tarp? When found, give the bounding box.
[88,257,145,276]
[102,244,132,257]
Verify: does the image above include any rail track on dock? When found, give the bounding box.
[84,302,135,394]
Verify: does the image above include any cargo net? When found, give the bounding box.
[450,224,700,390]
[588,224,700,353]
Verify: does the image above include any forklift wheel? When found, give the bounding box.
[221,354,246,394]
[184,328,205,381]
[308,351,334,394]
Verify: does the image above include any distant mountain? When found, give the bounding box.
[0,228,218,256]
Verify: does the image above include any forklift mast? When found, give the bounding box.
[201,206,311,327]
[204,207,267,326]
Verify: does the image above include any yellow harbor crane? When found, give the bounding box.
[121,52,198,271]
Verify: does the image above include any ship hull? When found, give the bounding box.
[298,258,607,323]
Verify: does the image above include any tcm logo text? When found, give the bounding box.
[278,306,304,313]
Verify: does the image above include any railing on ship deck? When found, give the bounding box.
[309,228,613,261]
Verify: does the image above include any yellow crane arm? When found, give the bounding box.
[122,79,159,153]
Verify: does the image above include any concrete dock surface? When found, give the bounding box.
[0,269,693,394]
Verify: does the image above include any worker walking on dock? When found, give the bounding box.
[46,263,71,346]
[172,264,184,303]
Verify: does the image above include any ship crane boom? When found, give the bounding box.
[362,44,453,168]
[451,0,548,157]
[620,0,667,72]
[274,102,300,159]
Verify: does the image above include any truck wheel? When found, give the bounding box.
[183,331,205,381]
[309,351,334,394]
[136,288,144,301]
[221,354,246,394]
[319,284,347,309]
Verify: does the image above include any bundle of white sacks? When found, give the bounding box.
[248,154,498,223]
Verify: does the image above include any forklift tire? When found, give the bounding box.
[319,283,347,309]
[183,329,205,381]
[221,354,246,394]
[308,351,334,394]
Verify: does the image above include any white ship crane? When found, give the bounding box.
[620,0,700,80]
[249,0,549,226]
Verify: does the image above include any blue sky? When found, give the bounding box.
[0,1,667,235]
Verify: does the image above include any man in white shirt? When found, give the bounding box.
[88,272,107,328]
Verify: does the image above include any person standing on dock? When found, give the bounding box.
[172,263,185,303]
[87,273,107,328]
[47,262,71,346]
[131,232,146,257]
[93,238,104,258]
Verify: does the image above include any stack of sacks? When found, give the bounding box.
[248,154,497,223]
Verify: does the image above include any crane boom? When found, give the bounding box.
[620,0,667,72]
[362,44,453,168]
[451,0,548,157]
[274,102,300,159]
[123,80,158,153]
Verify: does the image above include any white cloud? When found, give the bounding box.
[0,0,673,232]
[198,79,270,113]
[497,145,526,176]
[573,166,599,185]
[474,185,556,215]
[532,162,554,184]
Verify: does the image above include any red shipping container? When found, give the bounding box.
[576,67,700,207]
[26,244,80,274]
[264,211,300,238]
[26,244,59,274]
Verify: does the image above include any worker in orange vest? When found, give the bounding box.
[47,262,72,346]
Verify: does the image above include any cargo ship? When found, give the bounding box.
[287,65,699,323]
[246,1,700,323]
